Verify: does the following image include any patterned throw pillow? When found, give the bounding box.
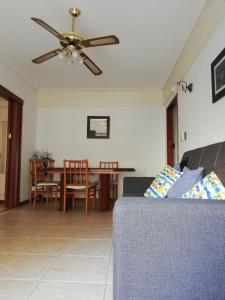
[167,167,203,198]
[182,172,225,200]
[144,165,182,198]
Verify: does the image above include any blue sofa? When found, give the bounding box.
[113,141,225,300]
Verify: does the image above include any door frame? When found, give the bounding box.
[0,85,23,207]
[166,94,178,166]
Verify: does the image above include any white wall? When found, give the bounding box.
[38,88,163,107]
[36,106,166,196]
[0,60,37,201]
[177,16,225,158]
[163,0,225,102]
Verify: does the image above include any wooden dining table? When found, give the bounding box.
[47,167,135,211]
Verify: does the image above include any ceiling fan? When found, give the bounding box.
[31,7,119,75]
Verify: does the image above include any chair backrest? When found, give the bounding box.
[100,161,119,182]
[63,159,88,187]
[34,159,53,184]
[100,161,118,169]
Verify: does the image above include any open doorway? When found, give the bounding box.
[0,85,23,210]
[0,97,8,211]
[167,94,179,166]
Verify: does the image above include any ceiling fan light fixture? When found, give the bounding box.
[78,57,84,64]
[66,58,72,65]
[58,47,83,65]
[58,51,65,60]
[73,53,83,65]
[72,50,79,58]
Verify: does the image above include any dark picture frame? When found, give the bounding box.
[211,47,225,103]
[87,116,110,139]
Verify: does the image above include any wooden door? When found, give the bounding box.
[167,95,178,166]
[5,100,23,207]
[0,85,23,208]
[167,107,174,166]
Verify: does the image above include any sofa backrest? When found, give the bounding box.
[181,141,225,185]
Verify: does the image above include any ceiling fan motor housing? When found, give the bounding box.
[60,32,83,49]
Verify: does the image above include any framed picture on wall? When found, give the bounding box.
[211,47,225,103]
[87,116,110,139]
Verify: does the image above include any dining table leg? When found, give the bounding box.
[99,173,110,211]
[59,173,72,211]
[59,173,64,210]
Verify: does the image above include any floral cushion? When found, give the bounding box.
[182,171,225,200]
[144,165,182,198]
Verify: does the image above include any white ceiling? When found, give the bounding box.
[0,0,206,89]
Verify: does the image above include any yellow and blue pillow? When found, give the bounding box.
[144,165,182,198]
[182,171,225,200]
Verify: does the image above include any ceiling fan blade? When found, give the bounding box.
[80,52,102,75]
[31,17,65,41]
[32,48,61,64]
[81,35,119,48]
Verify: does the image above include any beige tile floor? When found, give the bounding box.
[0,203,113,300]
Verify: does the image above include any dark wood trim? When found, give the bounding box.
[167,95,178,166]
[100,174,110,211]
[5,101,23,207]
[18,199,29,206]
[87,116,110,139]
[0,85,24,105]
[17,104,23,205]
[0,85,23,209]
[0,199,29,214]
[48,167,135,174]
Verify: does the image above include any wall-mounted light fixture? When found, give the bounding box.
[171,81,193,93]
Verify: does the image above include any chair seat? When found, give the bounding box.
[111,182,118,186]
[32,186,42,191]
[66,182,96,190]
[37,182,59,187]
[96,180,117,185]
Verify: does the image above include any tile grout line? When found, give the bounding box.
[0,252,111,258]
[0,236,73,240]
[25,231,76,300]
[0,204,113,299]
[103,241,113,300]
[0,277,109,284]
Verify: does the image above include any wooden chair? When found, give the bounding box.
[63,159,96,214]
[99,161,119,201]
[33,159,60,208]
[29,159,55,204]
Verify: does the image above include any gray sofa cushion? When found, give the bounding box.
[113,197,225,300]
[180,141,225,186]
[167,166,203,198]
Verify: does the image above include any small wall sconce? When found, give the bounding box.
[171,81,193,93]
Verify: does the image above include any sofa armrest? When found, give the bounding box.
[123,177,154,197]
[113,197,225,300]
